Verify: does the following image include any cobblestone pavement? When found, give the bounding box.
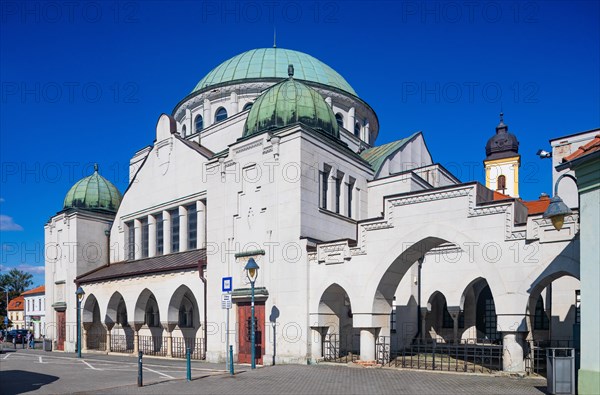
[0,348,547,394]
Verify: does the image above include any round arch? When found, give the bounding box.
[364,224,506,316]
[134,288,159,325]
[82,294,100,324]
[105,291,127,327]
[167,285,200,328]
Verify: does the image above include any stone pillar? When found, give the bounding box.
[448,307,461,344]
[166,331,173,358]
[310,328,323,360]
[106,331,112,352]
[203,99,211,128]
[364,121,370,144]
[420,307,428,342]
[134,219,142,260]
[197,200,206,249]
[82,328,88,351]
[359,328,376,361]
[133,328,140,354]
[339,174,348,216]
[230,92,238,114]
[148,214,156,258]
[179,206,188,253]
[348,107,355,135]
[185,108,192,137]
[163,210,171,255]
[502,332,526,372]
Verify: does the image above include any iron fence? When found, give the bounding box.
[139,335,168,357]
[110,334,134,353]
[525,339,578,376]
[376,336,391,364]
[385,339,503,373]
[322,333,359,363]
[86,332,106,351]
[172,337,205,360]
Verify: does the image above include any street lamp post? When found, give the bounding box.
[76,287,85,358]
[244,258,259,369]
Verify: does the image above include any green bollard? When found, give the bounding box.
[137,351,143,387]
[186,347,191,382]
[229,345,234,375]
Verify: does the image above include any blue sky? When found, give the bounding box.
[1,1,599,287]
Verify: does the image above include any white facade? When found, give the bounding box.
[23,288,46,339]
[44,48,581,373]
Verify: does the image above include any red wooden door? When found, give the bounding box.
[56,311,66,351]
[237,302,264,365]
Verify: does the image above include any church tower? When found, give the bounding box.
[484,113,520,197]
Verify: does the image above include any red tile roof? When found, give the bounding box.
[491,189,550,216]
[563,134,600,162]
[22,285,45,295]
[522,197,551,215]
[7,296,24,311]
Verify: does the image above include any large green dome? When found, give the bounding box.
[243,66,339,139]
[63,164,122,212]
[192,48,357,96]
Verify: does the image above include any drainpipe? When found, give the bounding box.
[199,261,207,358]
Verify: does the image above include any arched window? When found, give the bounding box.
[497,175,506,192]
[145,296,160,327]
[178,295,193,328]
[335,113,344,129]
[181,124,187,136]
[215,107,228,123]
[194,115,203,133]
[243,102,253,111]
[354,122,361,137]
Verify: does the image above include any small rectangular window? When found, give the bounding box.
[575,290,581,324]
[155,213,164,255]
[347,177,355,218]
[126,221,135,260]
[321,164,331,209]
[170,208,180,253]
[187,204,197,250]
[141,218,149,258]
[335,172,343,214]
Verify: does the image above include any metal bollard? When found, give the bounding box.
[137,351,143,387]
[186,347,191,382]
[229,345,234,375]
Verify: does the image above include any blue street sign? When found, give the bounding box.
[3,316,8,325]
[222,277,232,292]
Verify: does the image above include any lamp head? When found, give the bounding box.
[543,195,572,231]
[75,286,85,301]
[244,258,260,283]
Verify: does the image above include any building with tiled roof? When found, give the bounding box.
[22,285,46,339]
[43,47,584,376]
[7,296,25,330]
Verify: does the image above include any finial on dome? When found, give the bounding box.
[94,163,99,172]
[499,111,504,123]
[288,64,294,78]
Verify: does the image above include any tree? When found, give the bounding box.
[1,268,33,294]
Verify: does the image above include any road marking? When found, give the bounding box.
[38,356,46,364]
[2,353,10,360]
[143,366,174,379]
[82,360,99,370]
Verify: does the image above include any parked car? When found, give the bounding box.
[6,329,28,342]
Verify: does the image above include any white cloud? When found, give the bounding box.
[0,214,23,231]
[0,197,5,203]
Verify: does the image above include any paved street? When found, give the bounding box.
[0,348,547,394]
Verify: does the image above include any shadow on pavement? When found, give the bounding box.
[0,370,59,395]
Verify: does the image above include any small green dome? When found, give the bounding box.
[243,66,340,139]
[192,48,357,96]
[63,164,122,212]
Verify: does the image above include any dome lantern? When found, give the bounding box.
[243,65,339,139]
